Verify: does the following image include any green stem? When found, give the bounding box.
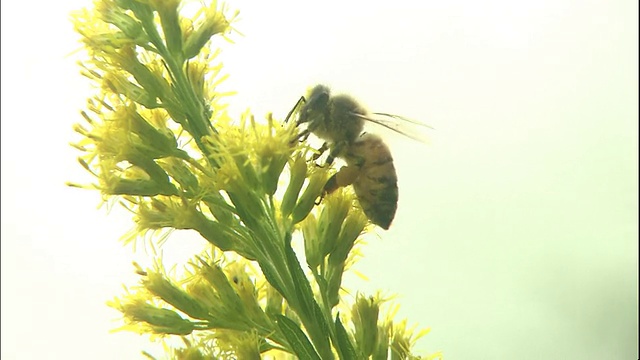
[138,10,215,162]
[312,268,342,356]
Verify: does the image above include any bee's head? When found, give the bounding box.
[297,84,330,126]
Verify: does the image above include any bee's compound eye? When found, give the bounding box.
[297,107,311,124]
[311,92,329,109]
[307,85,330,109]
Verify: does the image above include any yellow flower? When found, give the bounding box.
[390,317,441,360]
[183,0,236,59]
[108,297,196,336]
[70,0,436,358]
[351,293,382,357]
[210,329,262,360]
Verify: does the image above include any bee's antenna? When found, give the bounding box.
[284,96,306,123]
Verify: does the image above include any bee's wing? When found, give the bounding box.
[350,112,433,143]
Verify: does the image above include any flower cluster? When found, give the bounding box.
[69,0,440,359]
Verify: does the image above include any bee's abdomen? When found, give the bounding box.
[347,134,398,230]
[353,163,398,230]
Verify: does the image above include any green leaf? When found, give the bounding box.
[276,315,322,360]
[335,313,360,360]
[284,239,315,315]
[283,238,332,358]
[258,261,287,300]
[284,239,330,333]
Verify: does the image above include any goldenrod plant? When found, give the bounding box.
[69,1,441,358]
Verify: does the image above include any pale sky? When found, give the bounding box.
[1,0,638,359]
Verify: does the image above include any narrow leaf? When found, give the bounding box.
[276,315,322,360]
[335,313,360,360]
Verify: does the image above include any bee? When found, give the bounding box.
[289,84,430,230]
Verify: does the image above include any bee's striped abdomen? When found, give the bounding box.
[347,134,398,229]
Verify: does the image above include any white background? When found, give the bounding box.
[1,0,638,359]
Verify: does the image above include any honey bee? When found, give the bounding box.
[289,84,430,230]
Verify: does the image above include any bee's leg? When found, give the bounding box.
[313,142,342,167]
[324,142,346,166]
[312,142,329,161]
[291,128,310,145]
[324,166,359,194]
[284,96,306,123]
[315,166,359,205]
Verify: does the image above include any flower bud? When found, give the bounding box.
[154,0,183,57]
[330,211,368,264]
[325,211,368,307]
[95,1,145,41]
[373,321,391,360]
[281,154,307,218]
[183,4,231,59]
[291,170,328,224]
[107,177,176,196]
[143,272,211,320]
[352,294,381,357]
[302,214,322,268]
[113,298,195,335]
[103,73,158,108]
[265,283,284,318]
[159,158,199,193]
[317,191,350,258]
[261,154,288,196]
